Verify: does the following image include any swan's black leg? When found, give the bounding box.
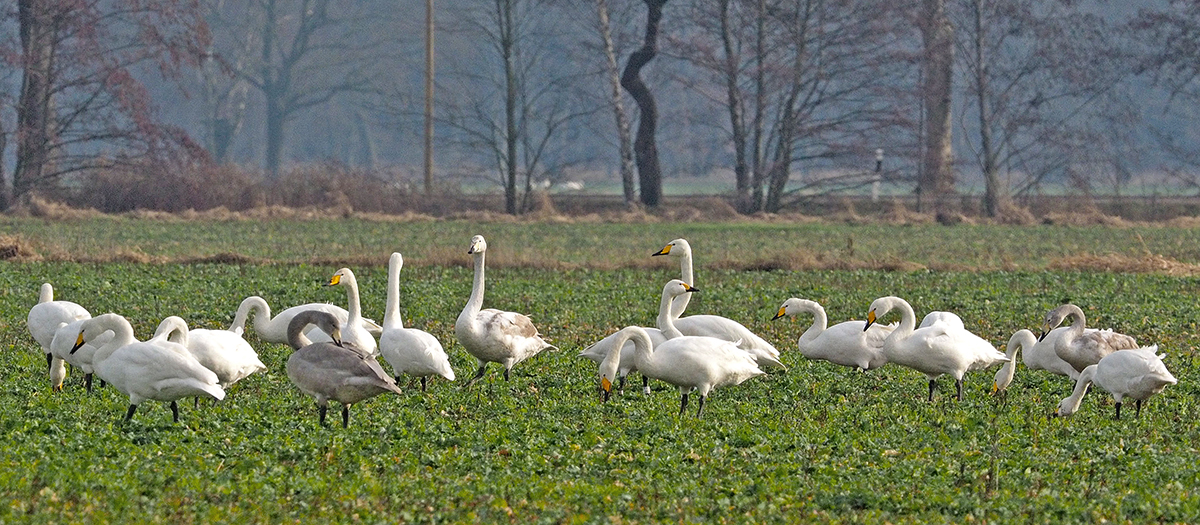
[124,404,138,423]
[100,379,106,389]
[45,353,52,372]
[342,405,350,428]
[696,395,706,418]
[84,373,93,393]
[503,367,511,381]
[617,375,626,394]
[194,396,200,409]
[956,379,964,402]
[464,364,487,387]
[679,393,689,416]
[1114,401,1122,420]
[421,376,428,392]
[319,404,328,426]
[928,379,937,402]
[171,401,180,422]
[394,375,402,385]
[642,375,651,395]
[1136,399,1143,418]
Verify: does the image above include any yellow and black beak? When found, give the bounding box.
[331,327,344,347]
[327,274,342,286]
[682,282,699,293]
[771,306,787,321]
[601,376,613,402]
[864,310,877,331]
[652,244,672,257]
[69,332,85,355]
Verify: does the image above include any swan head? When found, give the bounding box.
[652,238,690,257]
[662,279,699,299]
[72,314,120,354]
[287,310,343,349]
[772,298,816,321]
[864,296,899,331]
[1040,304,1074,338]
[467,235,487,255]
[328,267,355,287]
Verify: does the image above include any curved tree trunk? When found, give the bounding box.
[621,0,669,208]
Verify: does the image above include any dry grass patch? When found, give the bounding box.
[1049,253,1200,276]
[0,234,36,260]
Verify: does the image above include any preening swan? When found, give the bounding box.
[152,316,266,389]
[49,318,113,392]
[378,253,454,391]
[658,280,785,369]
[456,235,555,385]
[72,313,225,423]
[284,310,402,428]
[920,311,964,330]
[229,295,381,346]
[1041,304,1138,374]
[326,268,379,357]
[579,326,667,396]
[1055,346,1176,419]
[992,329,1080,394]
[652,239,782,368]
[28,283,90,373]
[864,296,1008,401]
[597,326,764,417]
[772,298,893,371]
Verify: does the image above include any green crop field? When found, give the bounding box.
[1,219,1198,523]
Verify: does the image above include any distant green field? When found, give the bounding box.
[1,220,1198,522]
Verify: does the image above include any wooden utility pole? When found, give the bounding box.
[423,0,435,194]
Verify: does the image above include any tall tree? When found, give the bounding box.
[919,0,955,212]
[208,0,392,178]
[4,0,209,210]
[595,0,637,205]
[622,0,668,208]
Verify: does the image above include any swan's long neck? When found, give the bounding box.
[38,283,53,303]
[1060,364,1097,415]
[657,288,683,339]
[153,317,189,346]
[885,298,917,343]
[231,296,271,333]
[995,331,1031,390]
[384,254,404,331]
[92,314,137,363]
[798,303,828,344]
[600,327,654,382]
[344,273,363,322]
[459,251,486,326]
[1065,306,1086,340]
[670,250,694,319]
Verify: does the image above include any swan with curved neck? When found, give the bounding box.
[864,296,1007,402]
[326,267,378,357]
[229,296,380,346]
[379,252,454,390]
[598,325,763,417]
[49,318,113,393]
[72,313,224,423]
[285,310,402,428]
[456,235,554,385]
[1041,303,1137,374]
[656,280,785,369]
[772,298,892,371]
[1055,346,1176,419]
[28,282,91,376]
[152,316,266,389]
[993,328,1080,394]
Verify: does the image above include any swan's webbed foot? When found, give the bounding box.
[124,404,138,423]
[342,405,350,428]
[171,400,180,422]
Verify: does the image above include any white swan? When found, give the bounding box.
[379,253,454,390]
[71,313,225,423]
[228,295,381,346]
[864,296,1008,401]
[992,329,1080,394]
[325,267,378,357]
[1055,346,1176,419]
[597,326,764,417]
[456,235,555,385]
[152,316,266,389]
[772,298,893,371]
[920,311,964,330]
[579,327,667,396]
[285,310,403,427]
[27,282,90,374]
[1041,303,1138,374]
[48,318,114,392]
[652,238,783,368]
[657,280,785,369]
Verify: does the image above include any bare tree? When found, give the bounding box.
[1,0,210,210]
[208,0,393,178]
[595,0,638,205]
[622,0,669,208]
[918,0,956,213]
[1130,1,1200,185]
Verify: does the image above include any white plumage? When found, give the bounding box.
[456,235,554,384]
[1042,303,1138,374]
[993,329,1080,394]
[1056,346,1176,419]
[325,267,378,357]
[772,298,893,371]
[864,296,1008,401]
[597,326,764,417]
[28,283,91,382]
[152,316,266,389]
[228,295,381,346]
[49,318,113,392]
[378,252,454,391]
